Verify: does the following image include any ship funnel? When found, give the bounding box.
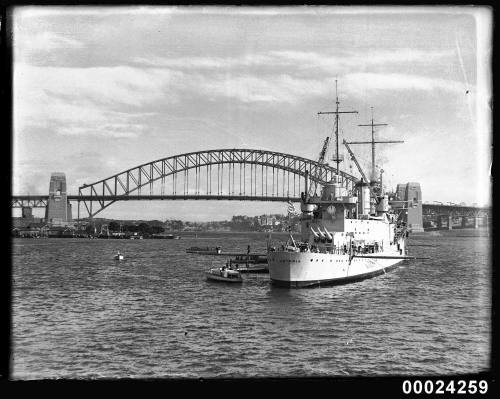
[376,194,390,213]
[301,203,317,213]
[322,175,344,200]
[356,181,371,216]
[321,182,336,201]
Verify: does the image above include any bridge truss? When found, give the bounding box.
[422,204,491,218]
[11,196,48,208]
[77,149,359,218]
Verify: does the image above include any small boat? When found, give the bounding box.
[206,267,242,283]
[234,264,269,273]
[230,254,268,265]
[225,257,268,273]
[152,234,181,239]
[187,246,222,254]
[114,252,124,260]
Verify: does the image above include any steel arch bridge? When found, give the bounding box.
[77,148,359,218]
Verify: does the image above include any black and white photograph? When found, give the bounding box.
[8,5,493,386]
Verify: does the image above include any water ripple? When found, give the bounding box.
[12,232,491,378]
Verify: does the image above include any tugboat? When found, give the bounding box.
[231,254,268,265]
[268,83,409,288]
[206,262,243,283]
[229,256,269,273]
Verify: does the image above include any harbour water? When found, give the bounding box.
[11,230,491,378]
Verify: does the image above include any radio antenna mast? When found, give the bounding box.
[347,107,403,182]
[317,80,358,175]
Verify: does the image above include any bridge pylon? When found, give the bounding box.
[45,172,72,226]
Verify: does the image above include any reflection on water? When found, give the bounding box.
[12,231,491,378]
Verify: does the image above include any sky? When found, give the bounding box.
[12,6,492,222]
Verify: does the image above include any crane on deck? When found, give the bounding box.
[342,139,369,183]
[308,136,330,197]
[343,139,378,200]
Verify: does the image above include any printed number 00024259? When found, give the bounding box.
[402,380,488,395]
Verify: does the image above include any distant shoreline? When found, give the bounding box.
[173,230,293,235]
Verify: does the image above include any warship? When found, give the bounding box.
[268,83,409,287]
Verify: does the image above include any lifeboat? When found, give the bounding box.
[310,226,320,238]
[322,227,333,241]
[206,267,243,283]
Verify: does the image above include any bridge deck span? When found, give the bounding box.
[71,195,302,202]
[12,195,490,210]
[11,195,303,206]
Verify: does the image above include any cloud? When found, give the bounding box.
[16,64,183,107]
[343,72,465,94]
[15,92,152,139]
[196,73,333,103]
[16,31,84,53]
[15,61,333,118]
[129,49,463,104]
[57,122,147,138]
[134,48,454,72]
[13,63,183,138]
[14,60,469,145]
[266,49,454,71]
[189,70,464,106]
[134,53,282,70]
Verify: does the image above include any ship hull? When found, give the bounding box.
[268,250,404,288]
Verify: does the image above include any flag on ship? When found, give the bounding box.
[287,200,299,216]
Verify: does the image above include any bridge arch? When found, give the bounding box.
[78,148,359,218]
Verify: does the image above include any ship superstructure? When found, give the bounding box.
[267,83,409,287]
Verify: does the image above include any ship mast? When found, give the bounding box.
[318,80,358,175]
[346,107,403,184]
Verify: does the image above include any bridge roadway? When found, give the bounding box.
[11,194,490,216]
[12,194,303,206]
